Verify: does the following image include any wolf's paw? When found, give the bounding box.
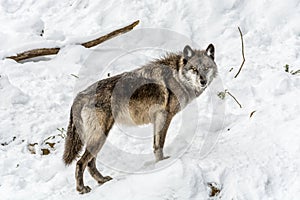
[156,155,170,162]
[98,176,112,184]
[77,185,91,194]
[154,148,170,162]
[163,155,170,160]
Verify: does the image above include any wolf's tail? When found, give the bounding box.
[63,108,83,165]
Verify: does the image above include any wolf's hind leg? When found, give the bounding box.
[88,157,112,184]
[76,132,111,194]
[76,150,93,194]
[76,110,114,194]
[86,112,114,188]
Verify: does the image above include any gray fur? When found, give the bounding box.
[62,109,82,165]
[63,44,218,194]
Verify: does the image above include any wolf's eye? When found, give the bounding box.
[191,66,198,73]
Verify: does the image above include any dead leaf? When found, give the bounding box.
[41,148,50,155]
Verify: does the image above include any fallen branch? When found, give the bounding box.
[234,27,245,78]
[6,20,140,62]
[7,48,60,62]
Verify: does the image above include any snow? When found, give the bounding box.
[1,0,300,199]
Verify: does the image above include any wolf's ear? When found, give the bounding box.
[206,44,215,60]
[183,45,194,63]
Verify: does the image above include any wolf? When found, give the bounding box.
[63,44,218,194]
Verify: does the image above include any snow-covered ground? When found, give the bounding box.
[1,0,300,199]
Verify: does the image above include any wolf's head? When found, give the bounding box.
[179,44,218,96]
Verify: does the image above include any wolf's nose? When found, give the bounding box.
[200,79,207,86]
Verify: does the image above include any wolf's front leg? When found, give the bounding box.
[153,111,173,162]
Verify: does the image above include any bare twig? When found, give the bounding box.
[225,89,242,108]
[234,27,245,78]
[291,69,300,75]
[70,74,79,78]
[250,110,256,118]
[6,20,140,62]
[284,64,300,75]
[217,89,242,108]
